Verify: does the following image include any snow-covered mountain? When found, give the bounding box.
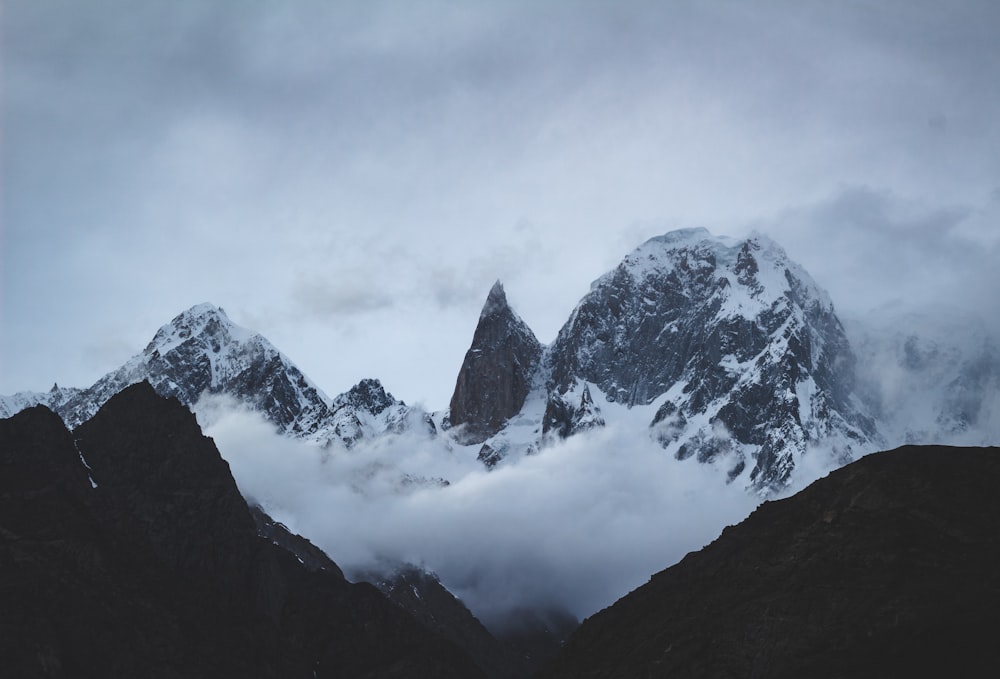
[4,229,996,495]
[0,303,429,448]
[450,229,880,491]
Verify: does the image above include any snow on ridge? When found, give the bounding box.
[146,302,255,358]
[596,229,831,312]
[0,391,49,419]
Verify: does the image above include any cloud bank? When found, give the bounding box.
[196,396,766,623]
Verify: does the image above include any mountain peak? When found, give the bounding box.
[545,228,873,488]
[646,226,714,247]
[336,378,401,415]
[449,283,543,443]
[146,302,251,356]
[182,301,229,319]
[480,280,510,319]
[166,302,235,332]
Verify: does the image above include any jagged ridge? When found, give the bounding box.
[0,383,484,677]
[1,304,429,449]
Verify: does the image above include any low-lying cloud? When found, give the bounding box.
[196,396,768,624]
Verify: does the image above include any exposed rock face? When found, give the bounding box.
[542,384,605,440]
[0,383,484,678]
[540,445,1000,678]
[449,282,543,444]
[477,442,505,469]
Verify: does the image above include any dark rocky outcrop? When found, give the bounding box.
[0,382,484,678]
[540,445,1000,678]
[333,377,401,416]
[449,282,542,444]
[477,442,505,469]
[542,384,605,440]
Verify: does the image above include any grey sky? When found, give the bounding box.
[3,0,999,407]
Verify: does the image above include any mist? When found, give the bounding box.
[195,395,772,623]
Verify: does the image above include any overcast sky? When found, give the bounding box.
[3,0,999,407]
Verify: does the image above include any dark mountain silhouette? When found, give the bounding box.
[540,445,1000,678]
[0,382,483,678]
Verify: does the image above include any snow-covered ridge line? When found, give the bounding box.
[2,302,432,450]
[3,229,997,495]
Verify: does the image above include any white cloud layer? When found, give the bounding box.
[196,396,765,622]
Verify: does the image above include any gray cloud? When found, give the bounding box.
[757,186,1000,329]
[3,0,999,408]
[292,275,395,318]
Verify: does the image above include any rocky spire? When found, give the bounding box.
[448,281,542,444]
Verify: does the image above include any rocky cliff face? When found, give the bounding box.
[0,383,485,678]
[540,445,1000,679]
[448,282,543,444]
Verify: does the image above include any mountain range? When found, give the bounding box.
[3,227,999,676]
[0,302,430,450]
[5,228,996,494]
[10,371,998,676]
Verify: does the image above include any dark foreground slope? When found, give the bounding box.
[541,445,1000,678]
[0,382,482,678]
